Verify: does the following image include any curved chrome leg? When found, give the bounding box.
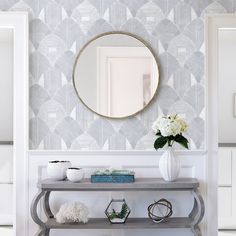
[43,191,54,218]
[189,189,205,236]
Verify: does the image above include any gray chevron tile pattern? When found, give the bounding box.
[1,0,234,150]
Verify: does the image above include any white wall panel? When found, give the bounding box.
[219,232,236,236]
[0,227,13,236]
[0,184,12,225]
[218,29,236,143]
[0,145,13,183]
[0,29,13,142]
[232,149,236,218]
[218,187,232,217]
[218,148,236,229]
[218,148,232,186]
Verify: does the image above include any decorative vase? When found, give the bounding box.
[47,161,71,181]
[159,147,180,182]
[66,167,84,182]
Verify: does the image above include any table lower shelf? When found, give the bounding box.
[46,217,193,229]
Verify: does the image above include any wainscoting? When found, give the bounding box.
[27,150,206,236]
[218,147,236,231]
[0,145,13,235]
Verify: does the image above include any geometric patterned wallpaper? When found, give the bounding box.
[0,0,233,150]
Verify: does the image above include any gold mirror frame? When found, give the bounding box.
[72,31,160,119]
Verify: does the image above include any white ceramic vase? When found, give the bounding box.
[66,167,84,182]
[47,161,71,181]
[159,147,180,182]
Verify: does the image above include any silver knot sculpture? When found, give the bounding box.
[147,198,173,223]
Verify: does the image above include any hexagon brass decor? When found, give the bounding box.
[105,199,131,224]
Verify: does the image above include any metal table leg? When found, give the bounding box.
[45,229,50,236]
[35,228,50,236]
[31,190,51,236]
[189,188,205,236]
[43,191,54,218]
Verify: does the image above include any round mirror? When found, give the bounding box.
[73,32,159,118]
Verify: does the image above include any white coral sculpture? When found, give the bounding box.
[56,202,89,224]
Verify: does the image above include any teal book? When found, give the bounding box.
[91,169,135,183]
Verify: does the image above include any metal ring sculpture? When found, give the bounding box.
[148,198,173,223]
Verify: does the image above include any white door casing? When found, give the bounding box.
[206,14,236,235]
[0,12,29,236]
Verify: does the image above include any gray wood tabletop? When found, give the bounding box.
[38,178,199,191]
[45,217,192,229]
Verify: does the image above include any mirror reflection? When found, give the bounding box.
[73,32,159,118]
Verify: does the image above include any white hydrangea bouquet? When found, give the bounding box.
[152,115,189,150]
[152,115,189,181]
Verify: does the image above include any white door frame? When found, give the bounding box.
[206,14,236,236]
[0,12,29,236]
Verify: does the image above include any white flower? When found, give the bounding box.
[152,115,188,137]
[176,117,188,133]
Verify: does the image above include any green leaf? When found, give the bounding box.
[118,203,128,219]
[154,136,167,150]
[174,135,189,149]
[168,135,175,141]
[109,212,117,220]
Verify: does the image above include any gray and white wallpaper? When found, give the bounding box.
[1,0,234,150]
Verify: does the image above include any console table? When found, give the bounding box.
[31,178,205,236]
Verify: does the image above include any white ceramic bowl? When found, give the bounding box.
[47,161,71,180]
[66,167,84,182]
